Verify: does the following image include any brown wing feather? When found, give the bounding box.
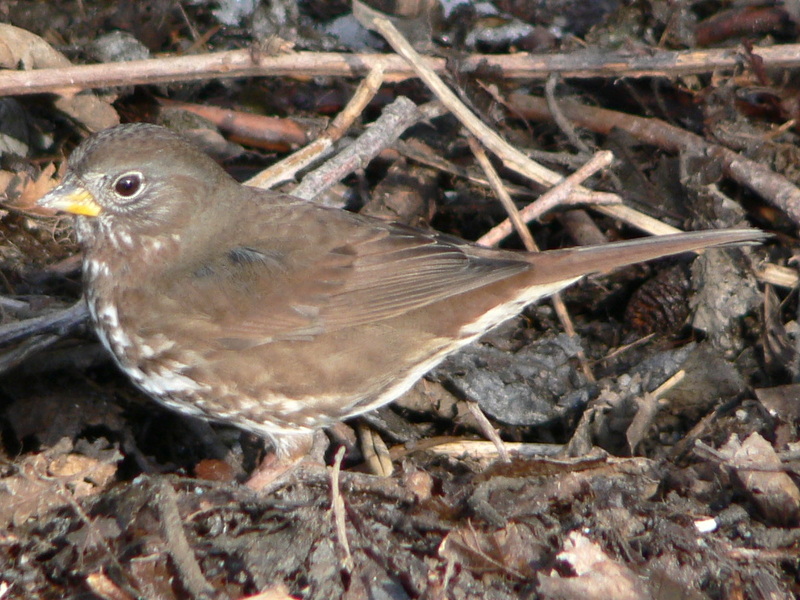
[318,227,530,327]
[156,197,532,347]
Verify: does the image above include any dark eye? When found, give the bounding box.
[113,173,143,198]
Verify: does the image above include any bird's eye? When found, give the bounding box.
[113,172,143,198]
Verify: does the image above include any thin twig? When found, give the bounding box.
[466,402,510,463]
[292,98,446,200]
[594,204,683,236]
[626,369,687,453]
[477,150,616,247]
[557,209,608,246]
[161,98,312,149]
[247,63,387,190]
[6,43,800,96]
[396,139,620,205]
[756,262,798,288]
[545,74,591,154]
[510,92,800,229]
[0,300,87,347]
[0,300,89,374]
[391,438,564,461]
[329,446,353,573]
[156,479,220,600]
[468,136,536,250]
[652,369,687,398]
[551,295,595,383]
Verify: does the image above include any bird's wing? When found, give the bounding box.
[163,200,531,347]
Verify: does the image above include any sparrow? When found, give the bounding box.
[37,123,765,475]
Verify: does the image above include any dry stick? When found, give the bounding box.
[388,434,564,461]
[396,139,621,210]
[466,402,511,463]
[557,209,608,246]
[757,262,798,288]
[0,299,87,347]
[7,44,800,96]
[510,93,800,228]
[396,140,537,197]
[477,150,616,247]
[246,63,387,190]
[156,479,220,600]
[626,369,686,454]
[653,369,687,399]
[163,98,312,149]
[292,98,446,201]
[0,334,61,375]
[0,300,89,375]
[545,74,591,155]
[468,137,536,250]
[85,572,136,600]
[329,446,354,573]
[596,203,685,236]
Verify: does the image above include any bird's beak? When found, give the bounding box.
[38,177,102,217]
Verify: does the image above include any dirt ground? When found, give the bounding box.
[0,1,799,598]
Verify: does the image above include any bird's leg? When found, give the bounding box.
[245,430,328,491]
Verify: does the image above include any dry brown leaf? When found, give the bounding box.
[438,521,544,579]
[0,440,119,528]
[0,162,60,213]
[538,532,649,600]
[721,432,800,526]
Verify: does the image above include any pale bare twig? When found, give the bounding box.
[468,137,536,251]
[292,99,446,201]
[545,74,591,154]
[329,446,353,573]
[6,43,800,96]
[477,150,616,247]
[466,402,511,463]
[247,63,387,189]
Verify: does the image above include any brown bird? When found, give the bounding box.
[38,123,764,477]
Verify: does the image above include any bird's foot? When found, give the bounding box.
[244,430,328,492]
